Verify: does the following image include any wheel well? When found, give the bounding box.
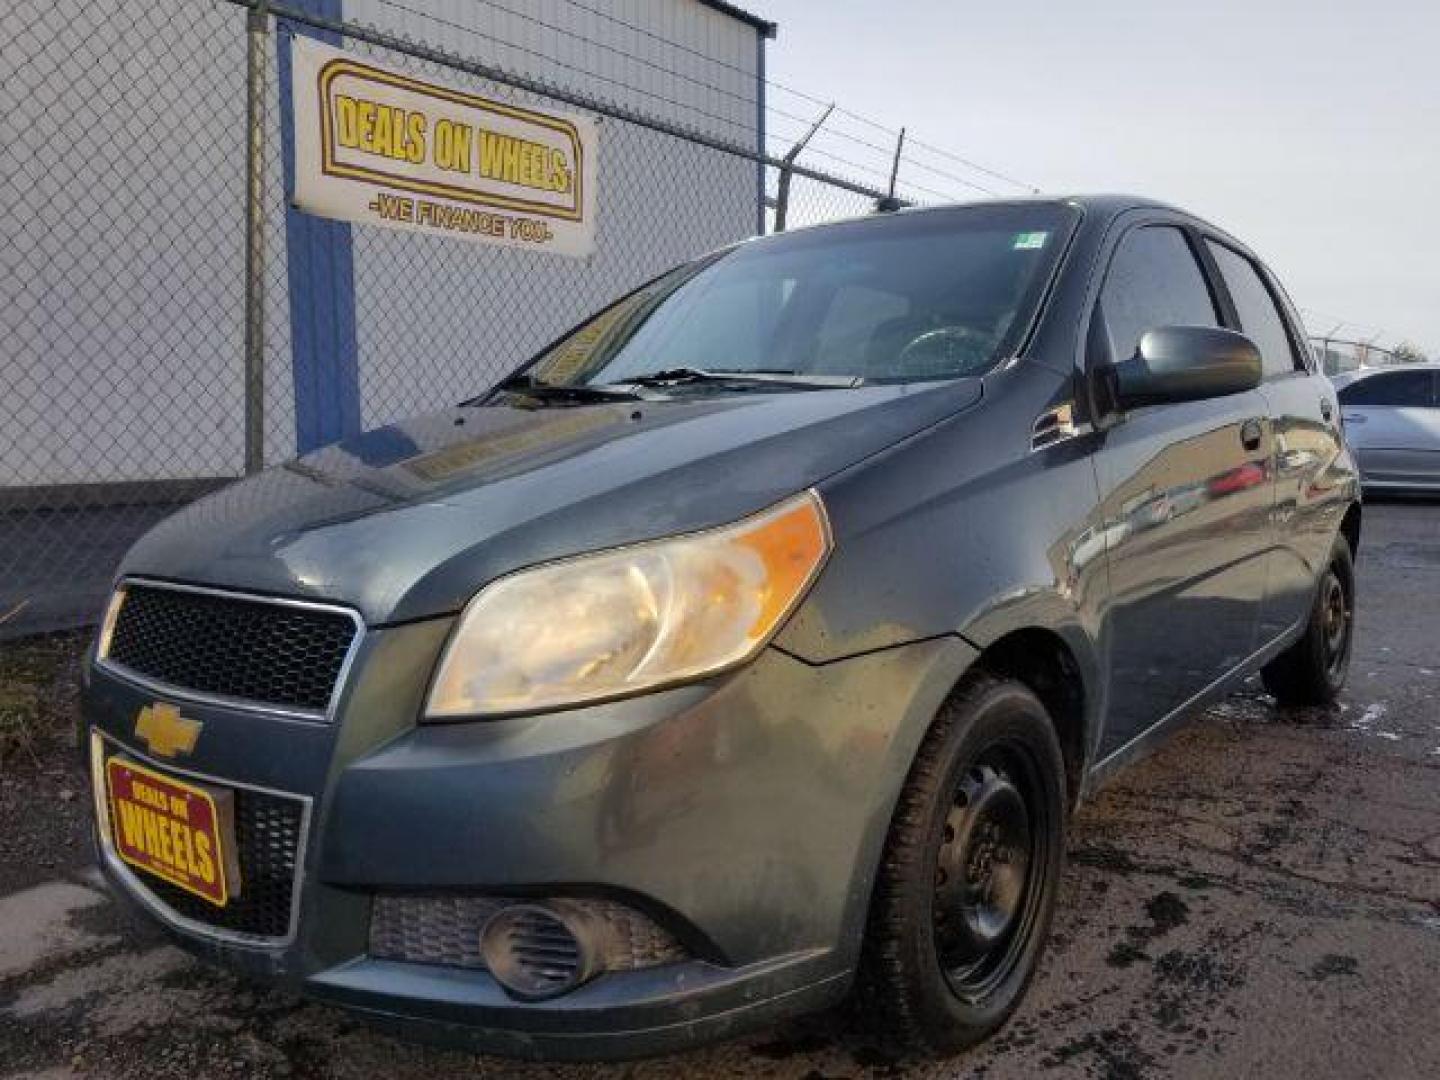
[970,629,1086,809]
[1340,503,1362,556]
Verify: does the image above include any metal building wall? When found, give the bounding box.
[2,0,251,487]
[335,0,764,436]
[347,0,762,142]
[2,0,765,487]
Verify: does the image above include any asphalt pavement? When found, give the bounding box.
[1,500,1437,1079]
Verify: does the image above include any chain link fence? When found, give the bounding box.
[1310,337,1401,377]
[1,0,903,639]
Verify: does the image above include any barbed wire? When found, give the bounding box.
[366,0,761,138]
[816,104,1039,193]
[767,118,1002,197]
[554,0,773,82]
[378,0,1038,199]
[766,137,1000,201]
[1298,306,1387,340]
[409,0,764,111]
[905,134,1041,194]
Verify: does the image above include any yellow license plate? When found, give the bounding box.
[105,756,239,908]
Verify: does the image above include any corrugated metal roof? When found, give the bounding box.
[694,0,777,37]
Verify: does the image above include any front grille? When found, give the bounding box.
[106,583,357,713]
[370,895,688,972]
[125,781,306,940]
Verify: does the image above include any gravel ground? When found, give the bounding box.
[1,501,1437,1079]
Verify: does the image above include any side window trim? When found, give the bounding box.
[1255,262,1316,375]
[1199,236,1306,380]
[1183,224,1235,333]
[1192,230,1240,333]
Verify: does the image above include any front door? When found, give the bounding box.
[1089,223,1274,758]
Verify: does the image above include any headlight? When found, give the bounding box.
[424,490,831,718]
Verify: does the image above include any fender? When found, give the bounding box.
[777,359,1111,770]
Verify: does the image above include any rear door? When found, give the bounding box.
[1200,239,1350,645]
[1090,220,1274,758]
[1338,369,1440,487]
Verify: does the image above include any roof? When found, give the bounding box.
[752,195,1246,251]
[694,0,777,38]
[887,194,1183,217]
[887,193,1258,244]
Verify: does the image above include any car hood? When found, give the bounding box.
[121,380,982,624]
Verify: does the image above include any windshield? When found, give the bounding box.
[524,203,1078,390]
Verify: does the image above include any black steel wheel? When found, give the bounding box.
[935,748,1049,1002]
[858,674,1067,1057]
[1318,568,1354,684]
[1262,533,1356,706]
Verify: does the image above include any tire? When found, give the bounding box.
[1261,533,1356,707]
[857,674,1067,1057]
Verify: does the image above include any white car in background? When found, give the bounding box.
[1333,364,1440,492]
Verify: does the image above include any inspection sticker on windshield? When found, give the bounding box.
[1013,231,1049,250]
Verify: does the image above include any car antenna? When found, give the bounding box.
[874,127,907,214]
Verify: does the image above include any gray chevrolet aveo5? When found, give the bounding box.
[83,196,1361,1059]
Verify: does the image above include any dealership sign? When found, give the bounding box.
[291,38,597,256]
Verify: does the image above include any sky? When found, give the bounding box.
[759,0,1440,356]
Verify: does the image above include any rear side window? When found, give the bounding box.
[1098,226,1219,363]
[1206,242,1301,378]
[1338,370,1436,407]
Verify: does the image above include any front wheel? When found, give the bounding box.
[1261,534,1355,707]
[857,674,1067,1057]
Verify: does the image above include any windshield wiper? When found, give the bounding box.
[607,367,862,390]
[483,372,642,404]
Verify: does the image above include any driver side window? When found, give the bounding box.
[1097,226,1220,364]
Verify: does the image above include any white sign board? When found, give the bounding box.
[291,38,597,257]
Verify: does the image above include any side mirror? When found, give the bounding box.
[1103,326,1262,411]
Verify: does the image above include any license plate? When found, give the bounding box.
[105,757,239,908]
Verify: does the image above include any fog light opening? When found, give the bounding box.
[479,902,602,1001]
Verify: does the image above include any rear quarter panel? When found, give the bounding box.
[1257,373,1359,641]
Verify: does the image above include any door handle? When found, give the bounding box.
[1342,412,1365,425]
[1240,418,1264,451]
[1320,398,1334,421]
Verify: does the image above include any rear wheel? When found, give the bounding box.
[1261,534,1355,706]
[857,675,1066,1057]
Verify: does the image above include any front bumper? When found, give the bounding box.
[83,617,972,1059]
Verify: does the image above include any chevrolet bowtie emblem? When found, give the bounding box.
[134,703,201,758]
